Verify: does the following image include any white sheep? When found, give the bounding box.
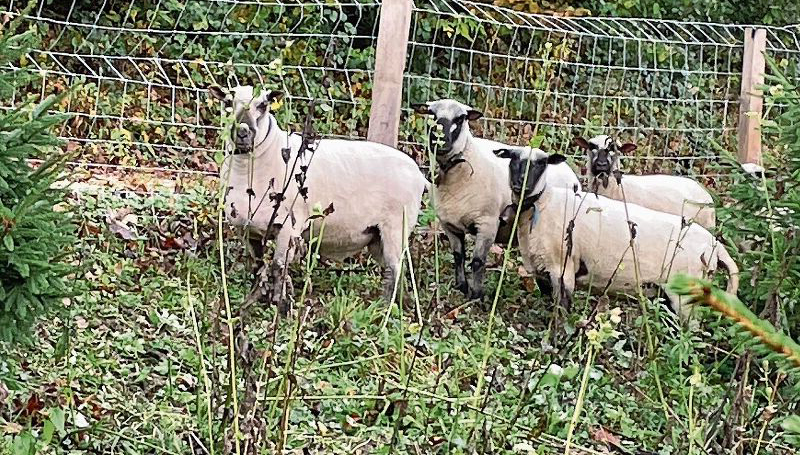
[494,145,738,318]
[210,85,428,312]
[574,135,716,230]
[413,99,581,299]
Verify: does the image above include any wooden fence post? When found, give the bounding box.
[367,0,413,148]
[737,28,767,165]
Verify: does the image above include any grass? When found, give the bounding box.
[0,183,797,454]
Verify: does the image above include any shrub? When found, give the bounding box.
[0,15,77,342]
[715,58,800,333]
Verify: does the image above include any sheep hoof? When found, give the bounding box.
[455,281,470,296]
[468,287,485,301]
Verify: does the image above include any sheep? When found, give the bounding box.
[493,145,738,318]
[413,99,581,300]
[210,85,428,312]
[574,135,716,229]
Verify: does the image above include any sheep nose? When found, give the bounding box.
[237,128,249,138]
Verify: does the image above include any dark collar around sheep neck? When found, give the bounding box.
[435,152,471,185]
[519,183,547,214]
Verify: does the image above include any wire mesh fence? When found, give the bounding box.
[2,0,799,186]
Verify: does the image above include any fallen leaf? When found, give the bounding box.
[107,219,136,240]
[162,236,182,249]
[74,411,90,429]
[444,306,460,320]
[24,394,43,416]
[2,422,22,435]
[592,426,622,448]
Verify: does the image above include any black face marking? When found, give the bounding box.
[232,109,259,154]
[590,145,614,176]
[429,115,466,155]
[509,156,548,197]
[469,257,484,272]
[466,223,478,236]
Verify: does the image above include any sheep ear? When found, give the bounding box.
[547,153,567,165]
[619,143,637,153]
[466,109,483,121]
[573,137,591,150]
[493,148,517,159]
[208,85,228,101]
[412,103,433,115]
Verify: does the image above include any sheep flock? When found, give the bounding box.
[211,85,739,321]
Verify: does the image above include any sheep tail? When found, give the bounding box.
[717,245,740,295]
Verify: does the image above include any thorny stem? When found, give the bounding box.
[217,193,241,455]
[563,345,595,455]
[618,183,673,425]
[185,271,216,455]
[472,40,556,421]
[277,217,327,453]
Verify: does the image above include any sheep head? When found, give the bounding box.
[574,135,635,187]
[209,84,283,155]
[494,146,566,202]
[413,99,482,158]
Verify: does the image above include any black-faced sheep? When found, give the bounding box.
[413,99,580,300]
[495,145,738,318]
[575,135,716,229]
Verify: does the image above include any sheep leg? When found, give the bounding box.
[535,271,554,297]
[468,224,497,301]
[247,234,266,280]
[664,289,695,325]
[549,266,575,313]
[443,226,468,296]
[379,236,403,303]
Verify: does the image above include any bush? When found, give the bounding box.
[716,58,800,332]
[0,16,77,342]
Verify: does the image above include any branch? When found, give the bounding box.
[668,274,800,372]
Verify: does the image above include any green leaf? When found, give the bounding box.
[42,419,55,445]
[782,415,800,434]
[4,235,13,251]
[49,407,66,436]
[12,431,33,455]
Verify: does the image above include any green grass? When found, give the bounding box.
[0,188,796,454]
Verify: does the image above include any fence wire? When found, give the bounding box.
[2,0,799,185]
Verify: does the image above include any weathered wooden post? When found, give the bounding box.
[367,0,414,148]
[737,28,767,164]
